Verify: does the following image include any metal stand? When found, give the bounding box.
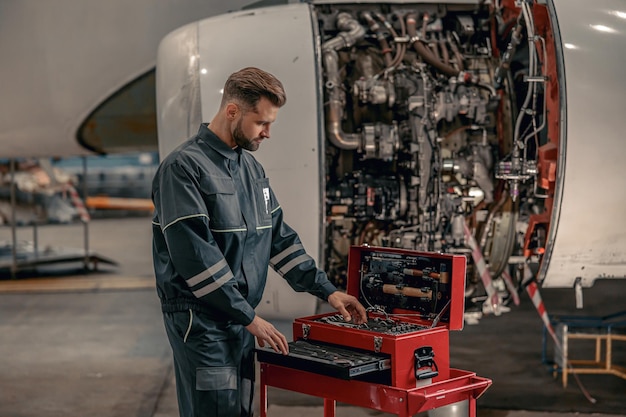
[1,157,115,275]
[82,156,90,271]
[543,311,626,387]
[9,159,17,279]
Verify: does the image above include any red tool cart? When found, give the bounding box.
[257,245,492,417]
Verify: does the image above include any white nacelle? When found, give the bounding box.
[543,0,626,287]
[157,4,322,318]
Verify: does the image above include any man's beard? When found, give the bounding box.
[233,119,260,151]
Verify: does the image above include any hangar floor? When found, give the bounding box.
[0,217,624,417]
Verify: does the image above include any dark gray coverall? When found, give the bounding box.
[152,124,337,417]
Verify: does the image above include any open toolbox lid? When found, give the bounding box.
[346,245,467,331]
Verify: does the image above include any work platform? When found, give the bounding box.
[0,240,117,276]
[544,311,626,388]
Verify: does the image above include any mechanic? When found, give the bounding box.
[151,67,367,417]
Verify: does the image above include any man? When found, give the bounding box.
[151,67,367,417]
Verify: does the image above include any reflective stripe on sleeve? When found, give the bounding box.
[276,254,313,277]
[186,258,229,287]
[192,270,234,298]
[270,243,304,266]
[163,213,209,232]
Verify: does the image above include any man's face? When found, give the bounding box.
[232,97,279,152]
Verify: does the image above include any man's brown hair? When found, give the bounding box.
[221,67,286,111]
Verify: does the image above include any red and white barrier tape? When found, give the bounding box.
[523,263,596,403]
[526,279,557,342]
[463,222,502,315]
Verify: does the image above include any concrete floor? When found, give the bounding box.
[0,217,625,417]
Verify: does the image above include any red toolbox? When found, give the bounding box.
[256,245,491,416]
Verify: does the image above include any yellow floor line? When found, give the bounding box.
[0,275,154,293]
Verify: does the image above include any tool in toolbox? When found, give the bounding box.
[256,245,491,417]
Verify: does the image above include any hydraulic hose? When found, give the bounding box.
[406,13,460,77]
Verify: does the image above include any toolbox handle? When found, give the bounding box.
[408,375,492,412]
[419,376,491,400]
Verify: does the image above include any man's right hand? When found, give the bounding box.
[245,315,289,355]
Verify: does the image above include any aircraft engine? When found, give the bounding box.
[318,2,546,306]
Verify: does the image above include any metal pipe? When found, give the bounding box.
[322,12,365,150]
[33,222,38,262]
[493,19,524,89]
[438,33,450,66]
[82,156,90,270]
[322,12,366,54]
[10,159,17,279]
[362,11,393,67]
[446,31,465,71]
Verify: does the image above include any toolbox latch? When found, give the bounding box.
[414,346,439,380]
[302,323,311,340]
[373,336,383,353]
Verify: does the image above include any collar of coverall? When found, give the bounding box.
[199,123,240,161]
